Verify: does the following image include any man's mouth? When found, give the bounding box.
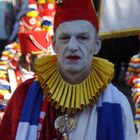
[66,55,80,60]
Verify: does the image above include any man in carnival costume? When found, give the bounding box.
[0,0,137,140]
[0,30,52,122]
[10,31,52,89]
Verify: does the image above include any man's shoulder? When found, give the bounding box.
[5,78,37,115]
[11,78,35,100]
[16,78,35,91]
[98,83,129,106]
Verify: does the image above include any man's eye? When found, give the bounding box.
[77,36,88,41]
[60,36,70,40]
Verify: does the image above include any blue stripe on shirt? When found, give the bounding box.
[96,102,124,140]
[20,81,43,125]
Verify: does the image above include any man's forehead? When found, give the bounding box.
[55,20,96,34]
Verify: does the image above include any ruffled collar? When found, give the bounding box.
[35,55,114,115]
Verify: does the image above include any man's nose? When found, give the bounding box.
[68,37,78,51]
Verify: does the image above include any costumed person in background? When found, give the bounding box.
[9,30,53,94]
[0,30,53,123]
[9,0,56,42]
[0,0,55,122]
[9,0,40,42]
[125,35,140,139]
[0,0,136,140]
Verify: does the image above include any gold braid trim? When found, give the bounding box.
[35,55,114,115]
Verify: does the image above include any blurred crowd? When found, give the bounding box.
[0,0,56,121]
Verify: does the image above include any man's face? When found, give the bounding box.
[53,20,100,74]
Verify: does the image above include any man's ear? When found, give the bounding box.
[93,37,102,55]
[52,35,58,53]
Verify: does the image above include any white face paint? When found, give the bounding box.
[53,20,101,82]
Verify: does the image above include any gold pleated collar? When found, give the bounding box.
[35,55,114,115]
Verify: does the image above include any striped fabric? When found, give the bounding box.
[96,84,136,140]
[126,54,140,124]
[15,81,136,140]
[68,84,136,140]
[37,96,48,139]
[16,81,43,140]
[128,54,140,73]
[126,54,140,101]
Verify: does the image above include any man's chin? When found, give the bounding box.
[64,66,82,73]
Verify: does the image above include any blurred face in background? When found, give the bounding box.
[19,52,46,72]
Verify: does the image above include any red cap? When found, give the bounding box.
[18,31,52,54]
[54,0,98,32]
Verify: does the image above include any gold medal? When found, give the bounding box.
[54,114,77,134]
